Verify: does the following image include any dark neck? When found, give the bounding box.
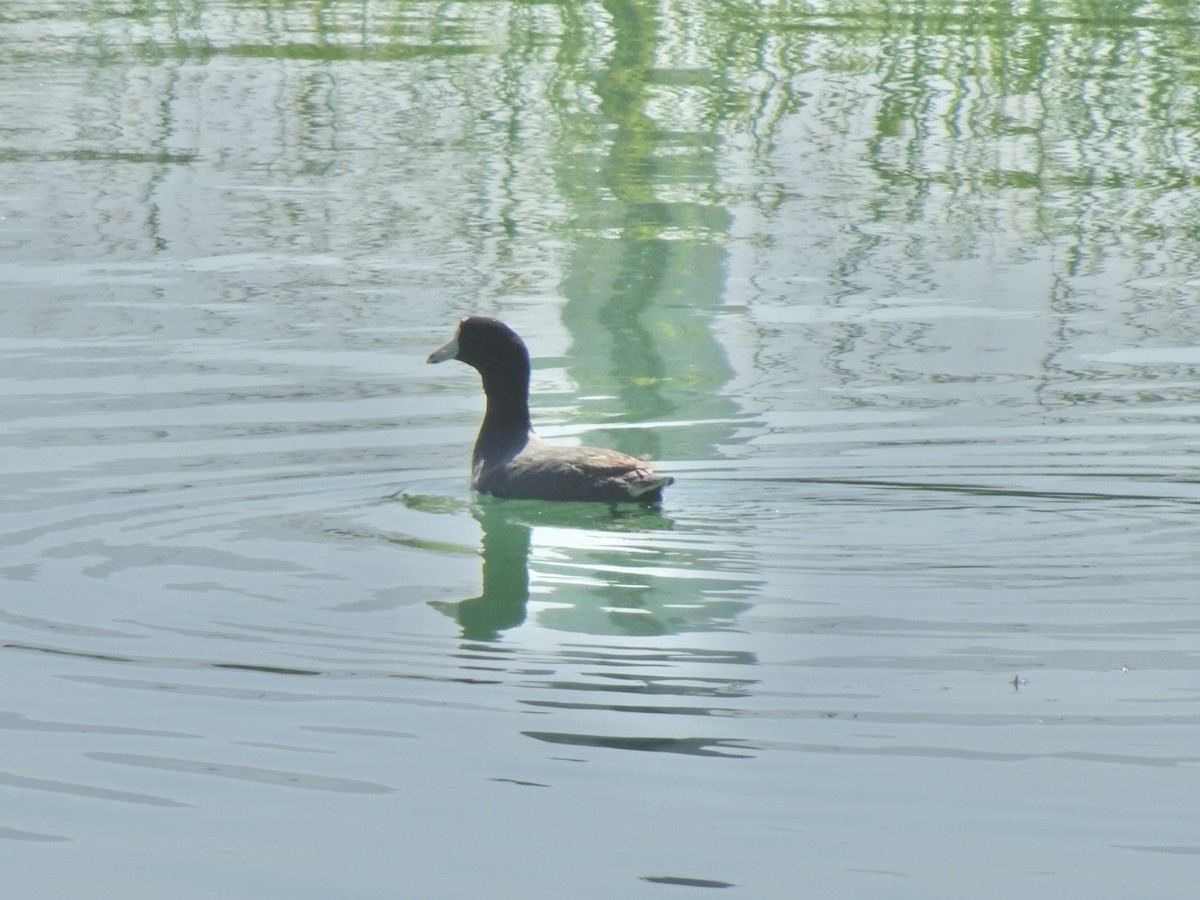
[474,363,533,458]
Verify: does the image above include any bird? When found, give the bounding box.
[427,316,674,503]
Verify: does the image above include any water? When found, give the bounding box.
[4,1,1200,896]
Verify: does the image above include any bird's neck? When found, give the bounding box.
[476,366,533,446]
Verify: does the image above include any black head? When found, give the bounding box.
[428,317,534,435]
[427,316,530,374]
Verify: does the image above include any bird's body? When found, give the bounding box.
[428,317,673,504]
[472,432,671,503]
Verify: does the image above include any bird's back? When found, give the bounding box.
[473,435,672,503]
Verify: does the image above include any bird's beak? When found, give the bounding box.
[427,332,459,364]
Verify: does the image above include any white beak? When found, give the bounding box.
[427,332,459,364]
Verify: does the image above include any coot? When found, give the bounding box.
[428,317,674,503]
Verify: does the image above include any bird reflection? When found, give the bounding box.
[431,504,534,641]
[430,500,679,641]
[430,498,755,641]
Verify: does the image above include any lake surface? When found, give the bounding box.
[4,1,1200,896]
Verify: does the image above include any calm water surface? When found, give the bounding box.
[4,1,1200,897]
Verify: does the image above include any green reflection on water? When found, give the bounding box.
[557,0,738,457]
[7,0,1200,453]
[16,1,1200,278]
